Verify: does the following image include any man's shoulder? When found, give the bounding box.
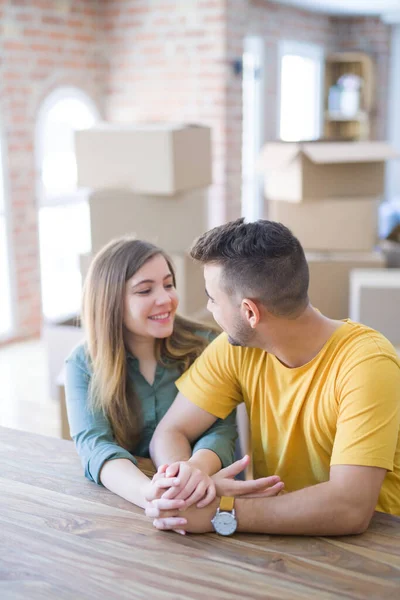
[333,320,400,370]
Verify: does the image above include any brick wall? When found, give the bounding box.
[0,0,106,342]
[0,0,393,342]
[101,0,230,227]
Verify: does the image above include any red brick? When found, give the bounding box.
[3,40,26,51]
[42,15,66,25]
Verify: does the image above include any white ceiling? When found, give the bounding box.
[272,0,400,17]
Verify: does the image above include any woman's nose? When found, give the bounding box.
[155,288,172,305]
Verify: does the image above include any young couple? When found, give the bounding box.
[66,219,400,538]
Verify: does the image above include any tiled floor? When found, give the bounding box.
[0,339,61,438]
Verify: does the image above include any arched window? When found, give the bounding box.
[0,133,13,339]
[278,41,323,142]
[35,87,100,321]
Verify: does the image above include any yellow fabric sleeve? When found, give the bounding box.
[176,333,243,419]
[331,354,400,471]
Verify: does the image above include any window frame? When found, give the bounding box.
[277,40,324,142]
[0,129,16,341]
[35,86,101,208]
[34,86,101,322]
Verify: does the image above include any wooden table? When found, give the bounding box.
[1,427,400,600]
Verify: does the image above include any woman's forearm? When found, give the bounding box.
[99,458,151,509]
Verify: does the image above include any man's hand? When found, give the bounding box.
[213,455,284,499]
[160,461,216,508]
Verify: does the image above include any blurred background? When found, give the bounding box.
[1,0,400,440]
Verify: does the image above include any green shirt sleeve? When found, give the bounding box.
[65,345,137,485]
[191,409,237,469]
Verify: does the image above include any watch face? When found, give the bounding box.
[212,511,237,536]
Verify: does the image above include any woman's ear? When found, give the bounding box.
[241,298,260,329]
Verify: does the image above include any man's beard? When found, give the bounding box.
[227,316,255,347]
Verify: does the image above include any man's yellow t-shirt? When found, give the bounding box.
[176,320,400,515]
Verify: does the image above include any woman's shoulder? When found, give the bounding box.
[66,342,91,374]
[195,327,219,343]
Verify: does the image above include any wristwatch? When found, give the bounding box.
[211,496,237,536]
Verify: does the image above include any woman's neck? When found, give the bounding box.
[124,333,156,362]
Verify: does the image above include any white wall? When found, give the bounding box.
[386,24,400,201]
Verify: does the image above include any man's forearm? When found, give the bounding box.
[150,430,192,468]
[235,481,372,536]
[189,449,221,475]
[150,431,221,475]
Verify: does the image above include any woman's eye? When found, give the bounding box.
[165,284,174,289]
[136,289,151,295]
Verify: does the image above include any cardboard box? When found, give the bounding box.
[42,317,83,401]
[75,123,212,195]
[258,141,397,203]
[307,252,385,320]
[268,197,378,252]
[349,269,400,346]
[79,253,92,283]
[89,188,208,254]
[172,253,208,319]
[379,240,400,268]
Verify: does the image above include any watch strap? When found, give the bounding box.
[220,496,235,512]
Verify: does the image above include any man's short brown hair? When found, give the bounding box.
[190,218,309,317]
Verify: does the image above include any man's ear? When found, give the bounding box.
[241,298,260,328]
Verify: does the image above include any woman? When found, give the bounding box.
[65,237,238,510]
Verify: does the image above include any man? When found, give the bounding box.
[147,218,400,536]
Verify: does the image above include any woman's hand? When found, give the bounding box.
[144,464,187,535]
[142,464,186,509]
[160,461,216,508]
[212,455,285,499]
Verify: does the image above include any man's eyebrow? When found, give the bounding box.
[205,287,214,301]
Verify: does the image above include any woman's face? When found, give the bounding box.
[123,254,179,340]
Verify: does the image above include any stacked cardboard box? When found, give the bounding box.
[258,141,398,319]
[349,268,400,347]
[75,123,212,321]
[45,124,211,430]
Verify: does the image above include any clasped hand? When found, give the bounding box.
[144,461,215,509]
[144,455,285,534]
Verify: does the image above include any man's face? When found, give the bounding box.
[204,263,255,347]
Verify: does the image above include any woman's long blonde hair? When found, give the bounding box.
[82,237,216,450]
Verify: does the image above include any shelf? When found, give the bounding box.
[324,51,374,141]
[325,111,368,122]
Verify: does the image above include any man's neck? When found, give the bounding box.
[259,306,344,369]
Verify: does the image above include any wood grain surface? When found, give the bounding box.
[1,426,399,600]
